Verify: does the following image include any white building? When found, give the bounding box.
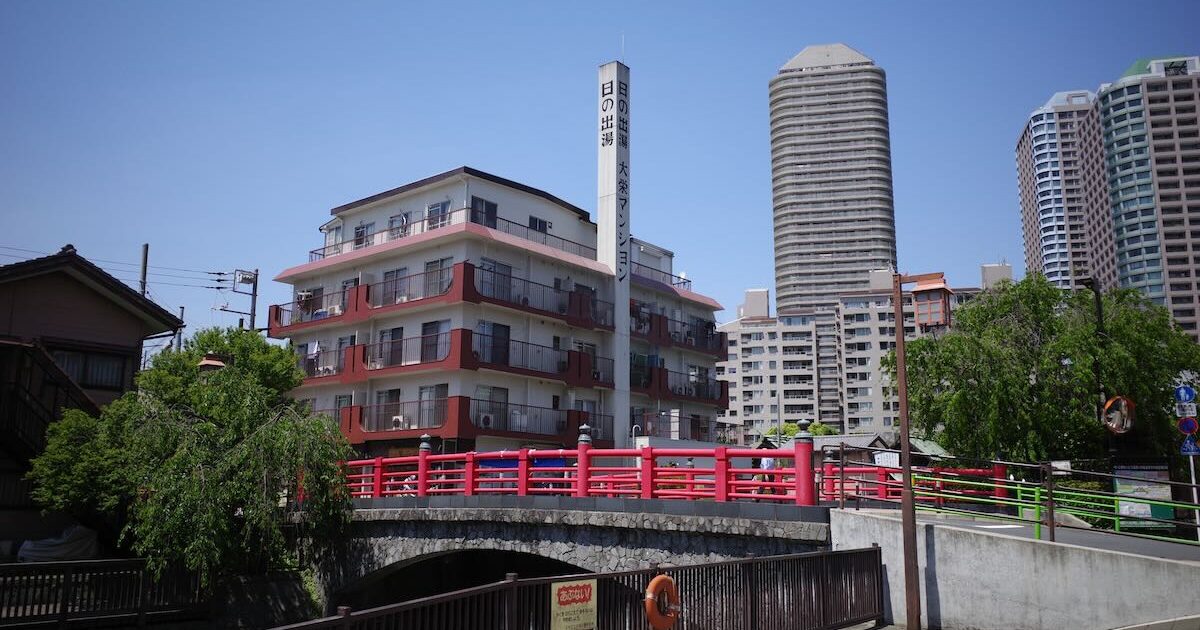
[718,265,1010,443]
[267,167,729,455]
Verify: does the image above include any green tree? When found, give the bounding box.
[883,275,1200,463]
[29,327,353,585]
[766,420,837,438]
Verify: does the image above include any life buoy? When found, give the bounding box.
[644,574,680,630]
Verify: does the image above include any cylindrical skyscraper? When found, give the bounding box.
[770,44,897,312]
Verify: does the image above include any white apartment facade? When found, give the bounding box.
[268,167,729,456]
[719,265,1009,444]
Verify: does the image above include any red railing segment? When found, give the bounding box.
[344,443,818,506]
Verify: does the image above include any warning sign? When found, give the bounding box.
[549,578,597,630]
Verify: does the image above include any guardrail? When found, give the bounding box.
[820,444,1200,546]
[270,548,883,630]
[0,559,204,627]
[343,436,817,505]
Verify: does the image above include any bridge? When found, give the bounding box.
[300,431,1200,629]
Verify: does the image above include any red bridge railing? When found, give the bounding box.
[344,431,817,506]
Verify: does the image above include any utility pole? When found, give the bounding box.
[176,306,185,351]
[249,268,259,330]
[139,243,149,296]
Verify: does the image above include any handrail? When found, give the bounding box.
[819,445,1200,547]
[307,207,598,262]
[367,268,453,307]
[364,333,451,369]
[0,558,204,625]
[277,288,350,326]
[269,548,883,630]
[470,333,568,375]
[468,399,566,436]
[342,445,817,505]
[361,399,449,432]
[632,261,693,291]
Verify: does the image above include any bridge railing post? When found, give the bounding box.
[464,452,476,497]
[714,446,728,502]
[822,462,834,501]
[372,457,384,499]
[992,463,1008,499]
[417,434,431,498]
[795,428,814,506]
[876,467,887,500]
[517,448,530,497]
[640,447,655,500]
[576,425,591,498]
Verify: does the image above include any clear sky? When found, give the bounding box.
[2,1,1198,345]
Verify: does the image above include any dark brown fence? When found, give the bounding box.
[271,548,884,630]
[0,559,205,627]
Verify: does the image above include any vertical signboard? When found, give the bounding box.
[598,61,631,446]
[550,578,598,630]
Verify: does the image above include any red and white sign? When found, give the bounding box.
[550,578,598,630]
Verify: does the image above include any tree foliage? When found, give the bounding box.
[29,327,353,585]
[883,275,1200,463]
[766,420,837,438]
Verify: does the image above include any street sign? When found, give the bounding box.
[1176,385,1197,403]
[1176,402,1197,418]
[1182,435,1200,457]
[1179,417,1199,436]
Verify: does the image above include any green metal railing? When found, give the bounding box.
[820,445,1200,547]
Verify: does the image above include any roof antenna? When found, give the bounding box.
[620,31,625,62]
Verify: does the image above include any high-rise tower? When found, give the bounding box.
[770,44,897,312]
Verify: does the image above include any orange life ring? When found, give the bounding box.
[644,574,680,629]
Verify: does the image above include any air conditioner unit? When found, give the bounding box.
[328,304,343,315]
[368,359,383,370]
[510,410,527,431]
[395,295,409,304]
[391,415,408,430]
[479,413,495,428]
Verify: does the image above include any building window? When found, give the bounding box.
[529,216,550,233]
[51,350,129,390]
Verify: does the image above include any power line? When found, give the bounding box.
[0,245,229,276]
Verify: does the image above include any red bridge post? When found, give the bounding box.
[576,425,592,498]
[795,432,815,506]
[417,434,431,498]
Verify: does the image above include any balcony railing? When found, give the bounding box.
[589,297,615,327]
[308,207,597,262]
[483,215,597,259]
[474,268,570,315]
[583,413,614,441]
[298,350,343,378]
[365,333,451,370]
[632,262,693,291]
[665,370,722,401]
[591,355,615,384]
[368,268,453,307]
[471,334,569,375]
[278,289,350,327]
[469,399,567,436]
[630,362,653,389]
[666,318,722,352]
[637,413,720,442]
[362,399,448,432]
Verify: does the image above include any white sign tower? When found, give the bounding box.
[597,61,632,447]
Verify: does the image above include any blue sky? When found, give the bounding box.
[2,1,1198,341]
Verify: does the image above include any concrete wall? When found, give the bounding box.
[831,510,1200,630]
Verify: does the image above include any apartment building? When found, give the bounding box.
[719,265,1009,443]
[1016,91,1115,290]
[1102,56,1200,334]
[1017,55,1200,337]
[268,167,728,456]
[770,43,897,312]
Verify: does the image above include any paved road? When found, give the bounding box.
[916,513,1200,562]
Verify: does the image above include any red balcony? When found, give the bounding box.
[334,395,613,447]
[630,300,723,358]
[469,264,613,330]
[471,333,571,380]
[664,370,726,405]
[269,262,614,339]
[298,329,614,389]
